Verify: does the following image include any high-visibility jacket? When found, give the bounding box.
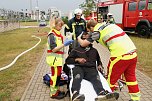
[95,24,140,100]
[95,24,136,57]
[46,28,64,66]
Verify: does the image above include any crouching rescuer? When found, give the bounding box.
[46,18,73,99]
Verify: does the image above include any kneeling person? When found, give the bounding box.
[66,32,119,101]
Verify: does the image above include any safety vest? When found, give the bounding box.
[95,24,136,57]
[46,28,64,66]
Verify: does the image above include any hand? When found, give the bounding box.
[75,58,86,64]
[98,65,105,76]
[64,39,74,46]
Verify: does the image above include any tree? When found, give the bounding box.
[79,0,97,17]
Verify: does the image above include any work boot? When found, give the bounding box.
[118,80,124,91]
[72,91,85,101]
[95,90,119,101]
[51,90,65,99]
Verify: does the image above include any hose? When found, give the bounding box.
[0,35,41,72]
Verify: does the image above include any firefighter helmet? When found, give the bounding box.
[107,13,113,16]
[74,8,82,15]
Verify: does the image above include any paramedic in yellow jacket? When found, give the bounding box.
[46,18,73,99]
[77,19,141,101]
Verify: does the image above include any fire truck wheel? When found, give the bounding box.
[137,25,150,38]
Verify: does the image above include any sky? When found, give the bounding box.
[0,0,85,15]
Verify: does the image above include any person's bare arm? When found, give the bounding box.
[77,37,91,47]
[52,44,64,52]
[77,31,100,47]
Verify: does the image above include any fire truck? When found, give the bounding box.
[97,0,152,37]
[85,11,97,21]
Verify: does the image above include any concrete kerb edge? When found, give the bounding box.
[20,48,46,101]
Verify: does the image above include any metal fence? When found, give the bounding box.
[0,8,20,33]
[0,20,20,33]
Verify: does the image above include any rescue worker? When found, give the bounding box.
[46,18,73,99]
[65,8,87,53]
[106,13,115,24]
[100,16,104,23]
[77,19,141,101]
[66,32,119,101]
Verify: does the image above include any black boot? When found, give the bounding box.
[51,90,65,99]
[72,91,85,101]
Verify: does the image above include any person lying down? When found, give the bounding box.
[65,32,119,101]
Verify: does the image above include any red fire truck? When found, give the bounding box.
[97,0,152,37]
[85,11,97,21]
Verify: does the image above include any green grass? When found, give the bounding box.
[130,35,152,78]
[20,21,49,26]
[19,21,39,26]
[0,27,49,101]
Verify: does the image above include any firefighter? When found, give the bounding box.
[65,8,87,53]
[77,19,141,101]
[106,13,115,24]
[46,18,73,99]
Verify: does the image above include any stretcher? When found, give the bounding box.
[67,65,117,101]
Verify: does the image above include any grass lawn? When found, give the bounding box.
[129,35,152,78]
[19,21,39,26]
[0,27,49,101]
[20,21,49,26]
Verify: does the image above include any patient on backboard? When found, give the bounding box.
[65,32,119,101]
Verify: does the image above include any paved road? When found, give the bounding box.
[21,43,152,101]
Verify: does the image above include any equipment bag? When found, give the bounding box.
[43,72,68,87]
[43,73,51,87]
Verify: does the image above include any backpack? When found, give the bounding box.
[43,73,51,87]
[43,72,68,87]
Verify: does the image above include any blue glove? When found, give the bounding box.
[64,39,74,46]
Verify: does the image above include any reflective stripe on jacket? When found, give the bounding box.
[96,24,136,57]
[66,18,86,40]
[46,28,63,66]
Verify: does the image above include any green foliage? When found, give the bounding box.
[79,0,96,17]
[62,16,68,25]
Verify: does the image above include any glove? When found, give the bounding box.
[64,39,74,46]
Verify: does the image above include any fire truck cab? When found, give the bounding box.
[97,0,152,37]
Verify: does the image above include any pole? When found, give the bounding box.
[36,0,39,22]
[30,0,32,11]
[36,0,39,7]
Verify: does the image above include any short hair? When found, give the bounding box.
[87,19,97,29]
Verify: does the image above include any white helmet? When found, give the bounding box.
[107,13,113,16]
[74,8,82,15]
